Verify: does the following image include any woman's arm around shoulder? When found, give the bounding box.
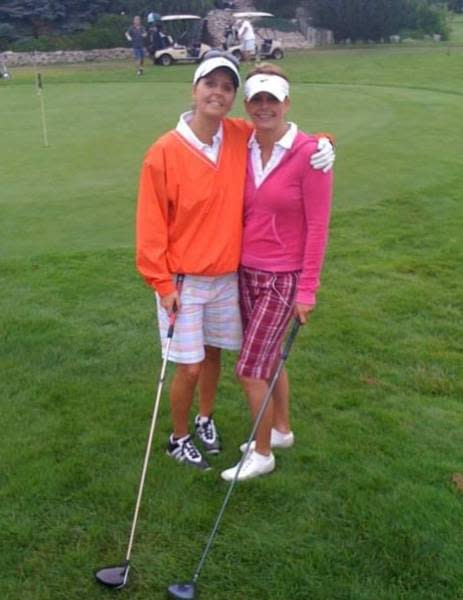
[224,117,254,139]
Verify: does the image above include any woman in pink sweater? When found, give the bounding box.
[222,64,333,482]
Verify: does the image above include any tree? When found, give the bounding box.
[0,23,16,50]
[254,0,301,19]
[0,1,66,37]
[448,0,463,11]
[110,0,214,17]
[0,0,216,40]
[0,0,112,37]
[308,0,449,41]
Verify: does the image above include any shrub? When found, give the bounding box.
[416,3,450,39]
[254,0,300,19]
[8,14,131,52]
[10,36,70,52]
[0,23,16,51]
[69,14,131,50]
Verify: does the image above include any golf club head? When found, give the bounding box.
[167,581,197,599]
[95,562,130,589]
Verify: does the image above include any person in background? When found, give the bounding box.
[216,0,237,8]
[223,23,238,50]
[125,15,147,76]
[136,52,335,472]
[148,22,165,63]
[221,64,333,482]
[236,18,256,62]
[147,10,160,25]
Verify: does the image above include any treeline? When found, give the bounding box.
[308,0,450,42]
[0,0,215,50]
[0,0,458,51]
[255,0,454,41]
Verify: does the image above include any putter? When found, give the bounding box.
[167,318,301,600]
[95,275,184,589]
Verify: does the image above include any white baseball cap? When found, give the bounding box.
[244,73,289,102]
[193,55,241,88]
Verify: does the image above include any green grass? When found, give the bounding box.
[1,46,463,600]
[450,14,463,43]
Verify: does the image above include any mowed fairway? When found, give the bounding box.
[1,44,462,600]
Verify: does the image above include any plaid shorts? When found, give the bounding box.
[236,267,299,380]
[156,273,242,364]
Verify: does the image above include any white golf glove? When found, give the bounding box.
[310,137,335,173]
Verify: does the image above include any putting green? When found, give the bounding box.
[1,80,461,258]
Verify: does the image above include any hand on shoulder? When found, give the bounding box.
[310,136,335,173]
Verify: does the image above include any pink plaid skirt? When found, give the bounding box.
[236,267,299,380]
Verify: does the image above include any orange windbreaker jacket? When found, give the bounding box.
[136,118,252,296]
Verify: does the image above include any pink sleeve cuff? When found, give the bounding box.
[295,290,316,306]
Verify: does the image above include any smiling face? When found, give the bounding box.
[192,68,237,122]
[244,91,290,134]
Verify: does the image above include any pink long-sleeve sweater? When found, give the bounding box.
[240,131,333,305]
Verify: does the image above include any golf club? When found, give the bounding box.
[95,274,184,589]
[167,317,301,600]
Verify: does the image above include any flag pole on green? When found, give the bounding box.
[33,51,49,147]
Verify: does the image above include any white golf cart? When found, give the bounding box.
[228,12,284,61]
[154,15,211,66]
[1,62,11,80]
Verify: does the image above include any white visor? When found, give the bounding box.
[244,74,289,102]
[193,56,241,88]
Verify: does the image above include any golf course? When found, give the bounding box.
[1,21,463,600]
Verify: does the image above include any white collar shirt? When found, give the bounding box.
[248,122,298,188]
[176,111,223,164]
[238,20,255,42]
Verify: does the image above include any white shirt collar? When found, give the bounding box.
[248,121,298,150]
[176,110,223,152]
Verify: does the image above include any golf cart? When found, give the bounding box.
[1,62,11,80]
[229,12,284,61]
[154,15,211,66]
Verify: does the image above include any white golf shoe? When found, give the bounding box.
[221,450,275,482]
[239,429,294,454]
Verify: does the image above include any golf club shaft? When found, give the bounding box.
[125,275,184,564]
[192,318,301,583]
[125,336,172,563]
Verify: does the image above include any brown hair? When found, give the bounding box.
[244,63,289,82]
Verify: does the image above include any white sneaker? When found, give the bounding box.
[239,428,294,454]
[221,450,275,482]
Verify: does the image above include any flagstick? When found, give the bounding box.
[37,76,49,147]
[33,51,49,147]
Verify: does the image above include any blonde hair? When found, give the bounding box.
[244,63,289,82]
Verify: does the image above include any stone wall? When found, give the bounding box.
[305,26,334,47]
[0,47,132,67]
[206,9,235,47]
